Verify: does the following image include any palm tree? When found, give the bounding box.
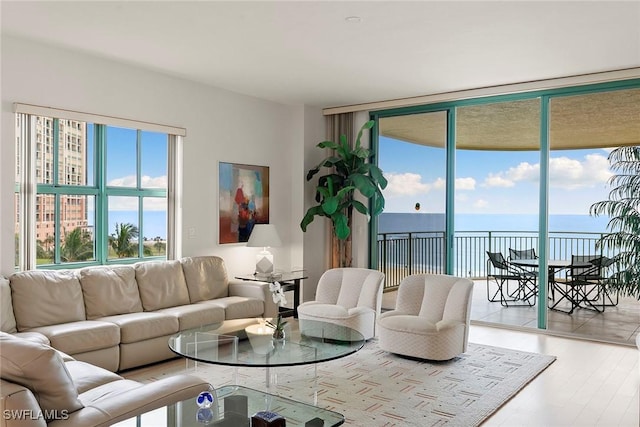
[110,222,139,258]
[153,236,166,255]
[590,146,640,298]
[61,227,94,262]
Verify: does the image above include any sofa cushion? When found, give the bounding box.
[135,260,190,311]
[79,265,143,319]
[199,297,264,320]
[64,360,122,394]
[28,321,120,355]
[155,304,225,330]
[10,270,86,331]
[181,256,229,302]
[1,277,17,333]
[0,332,84,419]
[97,312,178,343]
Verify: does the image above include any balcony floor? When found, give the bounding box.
[382,279,640,346]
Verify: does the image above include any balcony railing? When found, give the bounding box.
[377,230,613,290]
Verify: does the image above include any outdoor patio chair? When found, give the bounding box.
[591,255,619,307]
[508,248,537,261]
[486,251,537,307]
[550,255,611,314]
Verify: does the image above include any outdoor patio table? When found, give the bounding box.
[510,258,572,311]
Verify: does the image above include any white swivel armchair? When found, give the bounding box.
[377,274,473,361]
[297,268,385,340]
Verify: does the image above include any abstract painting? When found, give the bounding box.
[219,162,270,244]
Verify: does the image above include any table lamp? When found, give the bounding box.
[246,224,282,275]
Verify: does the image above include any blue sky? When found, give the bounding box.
[86,125,168,238]
[379,136,613,216]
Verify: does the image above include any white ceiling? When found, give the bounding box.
[2,1,640,108]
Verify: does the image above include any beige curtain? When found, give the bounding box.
[325,113,354,268]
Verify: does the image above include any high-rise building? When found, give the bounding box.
[15,116,89,248]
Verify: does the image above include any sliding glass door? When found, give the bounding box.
[371,79,640,345]
[376,111,448,289]
[454,98,541,329]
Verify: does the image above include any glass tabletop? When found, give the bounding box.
[114,384,345,427]
[168,318,365,368]
[235,270,308,283]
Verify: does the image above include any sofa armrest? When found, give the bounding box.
[0,380,47,427]
[228,279,278,318]
[49,375,211,427]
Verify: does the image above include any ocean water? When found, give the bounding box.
[379,213,611,234]
[378,212,614,276]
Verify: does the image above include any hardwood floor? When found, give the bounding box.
[471,325,639,426]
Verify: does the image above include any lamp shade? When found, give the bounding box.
[246,224,282,248]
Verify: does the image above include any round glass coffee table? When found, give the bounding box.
[168,318,365,402]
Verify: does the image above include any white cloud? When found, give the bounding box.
[549,154,611,189]
[473,199,489,209]
[483,173,516,188]
[108,175,167,188]
[383,172,433,197]
[432,177,446,190]
[107,175,168,211]
[482,153,611,190]
[456,177,476,190]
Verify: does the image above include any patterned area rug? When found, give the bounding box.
[124,340,555,426]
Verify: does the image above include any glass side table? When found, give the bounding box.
[235,271,308,318]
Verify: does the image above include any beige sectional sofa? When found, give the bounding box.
[0,332,210,427]
[0,255,277,372]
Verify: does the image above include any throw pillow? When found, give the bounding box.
[0,332,83,419]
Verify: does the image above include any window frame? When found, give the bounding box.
[14,104,184,270]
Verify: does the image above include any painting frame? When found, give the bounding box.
[218,162,270,244]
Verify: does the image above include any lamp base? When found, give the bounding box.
[255,250,274,275]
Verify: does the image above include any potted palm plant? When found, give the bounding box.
[300,120,387,267]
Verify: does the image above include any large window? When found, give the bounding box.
[14,106,182,270]
[371,79,640,345]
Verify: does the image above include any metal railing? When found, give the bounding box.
[377,230,612,290]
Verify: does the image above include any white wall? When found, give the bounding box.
[0,36,327,285]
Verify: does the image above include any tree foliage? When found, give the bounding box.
[590,146,640,298]
[61,227,94,262]
[110,222,140,258]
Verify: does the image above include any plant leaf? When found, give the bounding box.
[317,140,339,150]
[351,174,376,197]
[354,120,375,149]
[300,205,326,231]
[352,200,369,215]
[333,212,350,240]
[322,196,339,215]
[367,164,388,189]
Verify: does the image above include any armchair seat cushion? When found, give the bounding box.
[377,314,438,334]
[298,302,349,318]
